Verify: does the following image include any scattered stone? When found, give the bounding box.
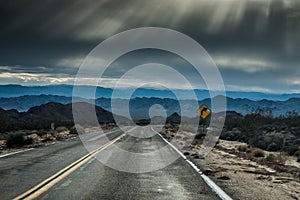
[256,175,272,181]
[191,153,205,159]
[256,175,265,180]
[217,175,230,180]
[202,169,214,175]
[272,180,283,184]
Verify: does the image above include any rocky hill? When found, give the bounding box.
[0,102,128,132]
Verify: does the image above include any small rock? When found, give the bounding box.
[256,175,267,180]
[203,169,214,175]
[272,180,283,184]
[191,154,205,159]
[217,175,230,180]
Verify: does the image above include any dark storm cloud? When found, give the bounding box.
[0,0,299,92]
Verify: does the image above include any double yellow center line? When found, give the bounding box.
[13,133,126,200]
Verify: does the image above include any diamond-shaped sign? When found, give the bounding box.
[197,104,211,119]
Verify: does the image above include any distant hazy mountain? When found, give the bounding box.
[1,84,300,101]
[95,96,300,118]
[0,95,299,117]
[0,84,112,99]
[0,95,92,111]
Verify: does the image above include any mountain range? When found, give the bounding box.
[1,84,300,101]
[0,94,299,117]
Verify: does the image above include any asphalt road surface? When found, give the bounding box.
[0,126,221,200]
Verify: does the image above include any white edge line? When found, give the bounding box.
[186,159,201,173]
[151,127,233,200]
[201,174,233,200]
[152,127,187,159]
[0,148,34,158]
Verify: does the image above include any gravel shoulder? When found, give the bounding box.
[193,140,300,200]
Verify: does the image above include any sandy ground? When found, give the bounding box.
[160,126,300,200]
[193,140,300,200]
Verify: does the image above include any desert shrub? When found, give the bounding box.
[191,139,203,145]
[69,125,85,135]
[69,126,77,135]
[288,145,299,156]
[26,137,34,145]
[237,144,248,152]
[252,148,265,157]
[246,152,254,160]
[36,130,48,137]
[266,153,287,165]
[245,148,266,160]
[265,154,275,162]
[294,151,300,157]
[6,133,33,148]
[56,126,68,133]
[0,133,6,140]
[195,133,206,140]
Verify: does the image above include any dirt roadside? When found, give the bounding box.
[193,140,300,200]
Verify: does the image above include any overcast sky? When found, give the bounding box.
[0,0,299,93]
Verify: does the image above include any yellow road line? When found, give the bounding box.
[13,133,126,200]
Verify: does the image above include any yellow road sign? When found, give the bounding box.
[197,104,211,119]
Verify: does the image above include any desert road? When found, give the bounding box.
[0,126,227,200]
